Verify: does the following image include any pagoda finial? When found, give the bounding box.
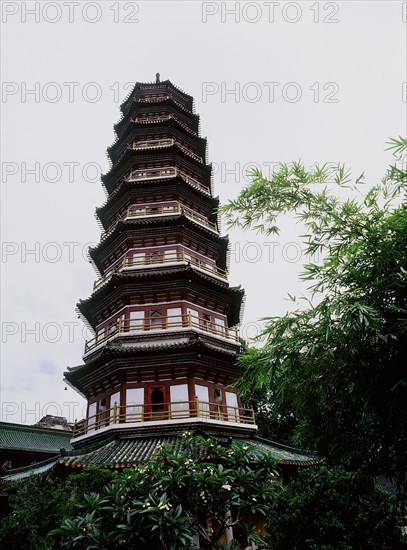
[156,73,160,84]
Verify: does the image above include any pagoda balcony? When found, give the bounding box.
[93,249,227,291]
[72,399,256,439]
[127,165,177,181]
[134,113,172,124]
[131,137,173,150]
[126,166,210,195]
[133,113,196,135]
[84,313,239,355]
[126,203,217,231]
[100,203,217,240]
[130,138,203,163]
[137,93,189,113]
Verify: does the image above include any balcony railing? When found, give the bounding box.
[131,138,173,149]
[93,249,227,291]
[134,113,172,124]
[123,250,226,275]
[101,203,217,240]
[178,171,209,193]
[131,138,203,163]
[133,113,196,135]
[138,94,187,112]
[85,313,238,354]
[138,94,171,103]
[128,166,177,181]
[126,166,209,195]
[73,399,255,437]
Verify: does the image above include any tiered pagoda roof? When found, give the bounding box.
[0,78,320,487]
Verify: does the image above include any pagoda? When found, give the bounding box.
[65,76,257,447]
[0,78,319,485]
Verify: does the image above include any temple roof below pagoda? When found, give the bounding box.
[60,435,320,468]
[0,422,73,454]
[0,432,320,483]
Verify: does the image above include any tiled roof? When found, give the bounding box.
[0,422,73,453]
[245,438,320,466]
[58,434,319,469]
[0,456,58,483]
[62,436,182,468]
[0,433,320,483]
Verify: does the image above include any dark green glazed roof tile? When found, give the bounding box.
[59,434,319,468]
[0,422,73,453]
[0,457,58,482]
[1,432,320,483]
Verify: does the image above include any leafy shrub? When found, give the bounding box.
[262,465,407,549]
[50,433,279,549]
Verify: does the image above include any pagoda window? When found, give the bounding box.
[99,398,109,427]
[214,318,226,336]
[96,326,105,343]
[202,314,211,330]
[131,252,144,267]
[170,384,189,416]
[195,257,206,269]
[150,309,163,330]
[225,392,239,422]
[107,321,116,337]
[110,390,121,417]
[195,384,210,417]
[149,251,162,264]
[117,314,125,333]
[87,402,97,432]
[126,387,144,422]
[149,386,166,419]
[167,307,182,328]
[130,206,145,217]
[129,310,144,332]
[213,388,223,419]
[148,206,160,214]
[186,307,199,328]
[164,249,177,262]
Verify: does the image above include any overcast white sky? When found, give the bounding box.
[1,0,406,425]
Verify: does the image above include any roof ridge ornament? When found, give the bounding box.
[156,73,160,84]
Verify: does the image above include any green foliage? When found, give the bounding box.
[261,465,407,549]
[0,475,71,550]
[0,468,115,550]
[241,386,297,444]
[220,138,407,489]
[50,433,280,549]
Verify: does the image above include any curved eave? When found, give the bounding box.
[57,433,319,469]
[96,177,219,225]
[105,171,211,199]
[115,97,199,138]
[108,120,207,164]
[251,436,321,465]
[0,433,320,482]
[120,80,194,115]
[77,265,244,328]
[65,336,240,382]
[0,456,60,484]
[120,95,196,122]
[89,216,229,270]
[102,145,211,192]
